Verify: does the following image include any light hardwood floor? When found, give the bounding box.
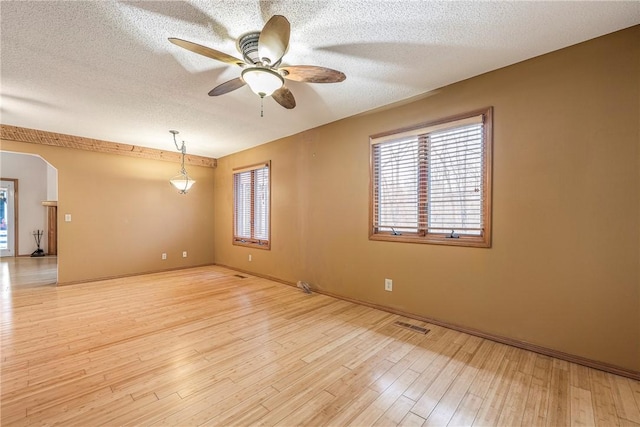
[0,256,57,290]
[1,265,639,426]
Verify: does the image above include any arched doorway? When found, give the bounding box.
[0,152,58,287]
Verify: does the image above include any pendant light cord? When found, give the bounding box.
[171,130,187,174]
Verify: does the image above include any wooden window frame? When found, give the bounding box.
[232,161,271,250]
[369,107,493,248]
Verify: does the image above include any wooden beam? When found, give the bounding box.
[0,124,217,168]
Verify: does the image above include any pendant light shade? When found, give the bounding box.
[169,173,195,194]
[169,130,195,194]
[241,68,284,97]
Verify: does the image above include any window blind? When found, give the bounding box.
[427,124,483,234]
[233,162,270,247]
[234,171,252,239]
[253,167,269,241]
[371,112,488,241]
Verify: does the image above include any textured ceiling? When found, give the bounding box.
[1,1,639,159]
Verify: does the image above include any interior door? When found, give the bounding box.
[0,180,16,257]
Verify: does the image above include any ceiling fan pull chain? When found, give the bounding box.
[261,95,264,117]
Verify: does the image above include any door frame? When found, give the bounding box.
[0,178,19,257]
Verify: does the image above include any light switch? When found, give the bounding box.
[65,214,72,222]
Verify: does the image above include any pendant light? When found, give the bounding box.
[169,130,195,194]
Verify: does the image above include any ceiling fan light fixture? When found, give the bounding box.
[241,68,283,97]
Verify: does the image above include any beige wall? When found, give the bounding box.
[0,141,215,284]
[213,26,640,372]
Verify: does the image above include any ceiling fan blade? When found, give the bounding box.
[280,65,346,83]
[272,86,296,109]
[169,38,245,67]
[258,15,290,65]
[208,77,246,96]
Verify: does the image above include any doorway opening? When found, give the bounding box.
[0,152,58,288]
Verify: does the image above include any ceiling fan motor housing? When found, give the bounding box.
[237,32,261,65]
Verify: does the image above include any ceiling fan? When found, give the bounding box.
[169,15,346,111]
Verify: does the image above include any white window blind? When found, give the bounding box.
[371,109,492,247]
[428,123,483,234]
[233,162,270,248]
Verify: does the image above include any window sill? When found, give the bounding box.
[233,239,271,250]
[369,232,491,248]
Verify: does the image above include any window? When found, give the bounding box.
[233,161,270,249]
[370,107,492,247]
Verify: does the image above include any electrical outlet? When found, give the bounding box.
[161,253,167,260]
[385,278,393,291]
[248,254,252,262]
[182,251,187,258]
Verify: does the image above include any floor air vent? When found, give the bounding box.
[394,321,430,334]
